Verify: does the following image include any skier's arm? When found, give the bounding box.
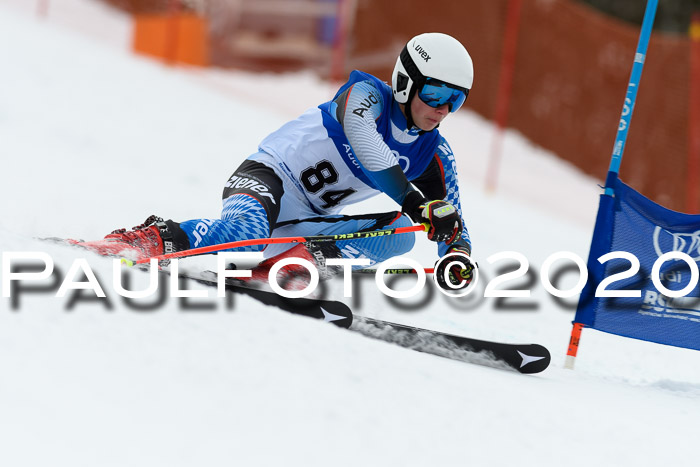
[332,80,415,204]
[411,138,472,256]
[333,81,462,243]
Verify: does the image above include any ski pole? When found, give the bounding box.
[355,268,435,275]
[133,223,429,265]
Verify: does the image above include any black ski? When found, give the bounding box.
[349,316,550,374]
[177,271,354,328]
[39,238,354,328]
[40,237,550,373]
[184,272,550,373]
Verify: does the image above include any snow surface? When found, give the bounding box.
[1,2,699,466]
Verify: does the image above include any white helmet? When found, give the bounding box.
[392,33,473,114]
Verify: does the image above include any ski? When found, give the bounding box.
[350,316,551,374]
[39,237,353,327]
[38,237,551,374]
[177,270,354,329]
[186,271,550,374]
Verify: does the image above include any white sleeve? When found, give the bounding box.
[334,80,399,172]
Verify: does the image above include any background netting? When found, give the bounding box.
[102,0,697,212]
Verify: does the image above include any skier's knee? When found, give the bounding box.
[386,215,415,257]
[221,194,272,238]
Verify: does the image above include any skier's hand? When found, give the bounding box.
[402,191,462,243]
[418,200,462,243]
[435,247,477,291]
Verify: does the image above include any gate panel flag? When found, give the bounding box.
[575,178,700,351]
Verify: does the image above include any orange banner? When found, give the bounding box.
[132,12,208,66]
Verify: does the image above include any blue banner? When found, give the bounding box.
[575,178,700,351]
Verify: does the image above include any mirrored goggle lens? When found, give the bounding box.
[417,81,468,112]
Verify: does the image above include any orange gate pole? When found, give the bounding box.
[485,0,523,193]
[564,322,584,369]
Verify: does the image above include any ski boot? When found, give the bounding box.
[236,242,343,290]
[74,215,186,264]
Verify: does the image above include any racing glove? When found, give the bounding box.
[402,191,462,244]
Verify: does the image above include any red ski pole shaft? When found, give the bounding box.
[355,268,435,275]
[133,224,428,265]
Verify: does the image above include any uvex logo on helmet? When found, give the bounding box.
[414,44,431,62]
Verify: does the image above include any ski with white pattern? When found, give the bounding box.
[184,271,551,374]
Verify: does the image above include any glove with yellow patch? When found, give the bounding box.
[402,191,462,244]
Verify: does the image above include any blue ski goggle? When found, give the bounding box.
[417,78,469,113]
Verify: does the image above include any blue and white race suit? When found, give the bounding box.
[179,70,471,264]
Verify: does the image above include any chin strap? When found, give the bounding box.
[404,85,418,131]
[405,102,416,131]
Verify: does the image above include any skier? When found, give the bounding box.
[77,32,477,289]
